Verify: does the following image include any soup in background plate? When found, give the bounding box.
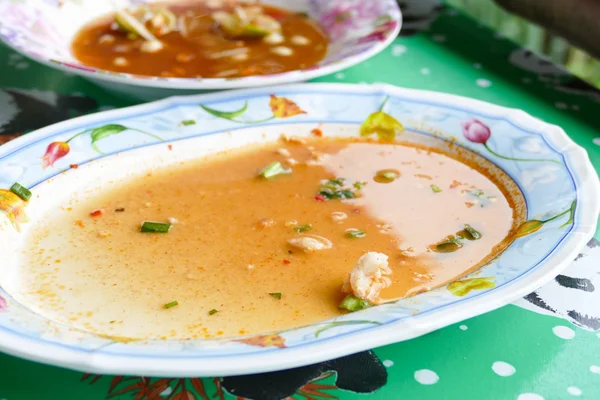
[14,134,525,340]
[71,0,328,78]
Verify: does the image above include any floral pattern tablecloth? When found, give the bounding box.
[1,4,600,400]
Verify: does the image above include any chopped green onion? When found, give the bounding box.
[181,119,196,126]
[269,292,282,300]
[461,224,482,240]
[339,295,371,312]
[469,189,485,197]
[259,161,291,179]
[294,224,312,233]
[430,184,442,193]
[353,181,365,190]
[208,309,218,315]
[141,221,171,233]
[164,301,178,309]
[10,182,31,201]
[115,208,125,212]
[432,236,463,253]
[346,230,366,238]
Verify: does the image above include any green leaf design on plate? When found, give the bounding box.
[90,124,128,153]
[90,124,128,143]
[559,199,577,228]
[447,277,495,297]
[314,320,383,337]
[200,101,248,120]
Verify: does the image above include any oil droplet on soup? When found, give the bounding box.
[16,138,520,340]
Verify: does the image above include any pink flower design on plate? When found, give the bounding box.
[462,118,491,144]
[319,2,384,40]
[461,118,559,163]
[0,295,7,312]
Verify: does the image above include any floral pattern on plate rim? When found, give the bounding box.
[0,84,596,377]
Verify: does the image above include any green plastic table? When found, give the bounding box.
[1,6,600,400]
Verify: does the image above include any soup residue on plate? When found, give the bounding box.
[71,1,328,78]
[16,135,525,340]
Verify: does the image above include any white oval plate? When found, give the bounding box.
[0,0,400,99]
[0,83,598,377]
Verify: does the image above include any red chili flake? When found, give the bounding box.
[311,128,323,137]
[449,180,463,189]
[90,209,105,217]
[465,202,476,208]
[70,164,79,169]
[168,144,173,151]
[314,194,326,202]
[283,259,291,264]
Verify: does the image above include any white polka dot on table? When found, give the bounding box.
[15,62,29,69]
[335,72,345,80]
[555,102,568,110]
[473,63,482,69]
[517,393,544,400]
[160,387,173,396]
[459,325,468,331]
[391,44,407,56]
[553,325,575,340]
[567,387,582,396]
[492,361,516,377]
[383,360,394,367]
[590,365,600,374]
[420,68,430,75]
[597,332,600,339]
[476,79,492,88]
[593,138,600,146]
[414,369,439,385]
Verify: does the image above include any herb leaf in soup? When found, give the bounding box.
[461,224,482,240]
[294,224,312,233]
[339,295,371,312]
[322,178,345,189]
[209,309,219,315]
[319,188,356,200]
[374,169,400,183]
[269,293,282,300]
[430,184,442,193]
[432,236,463,253]
[258,161,291,179]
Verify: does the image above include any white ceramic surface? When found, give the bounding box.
[0,0,401,99]
[0,83,598,377]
